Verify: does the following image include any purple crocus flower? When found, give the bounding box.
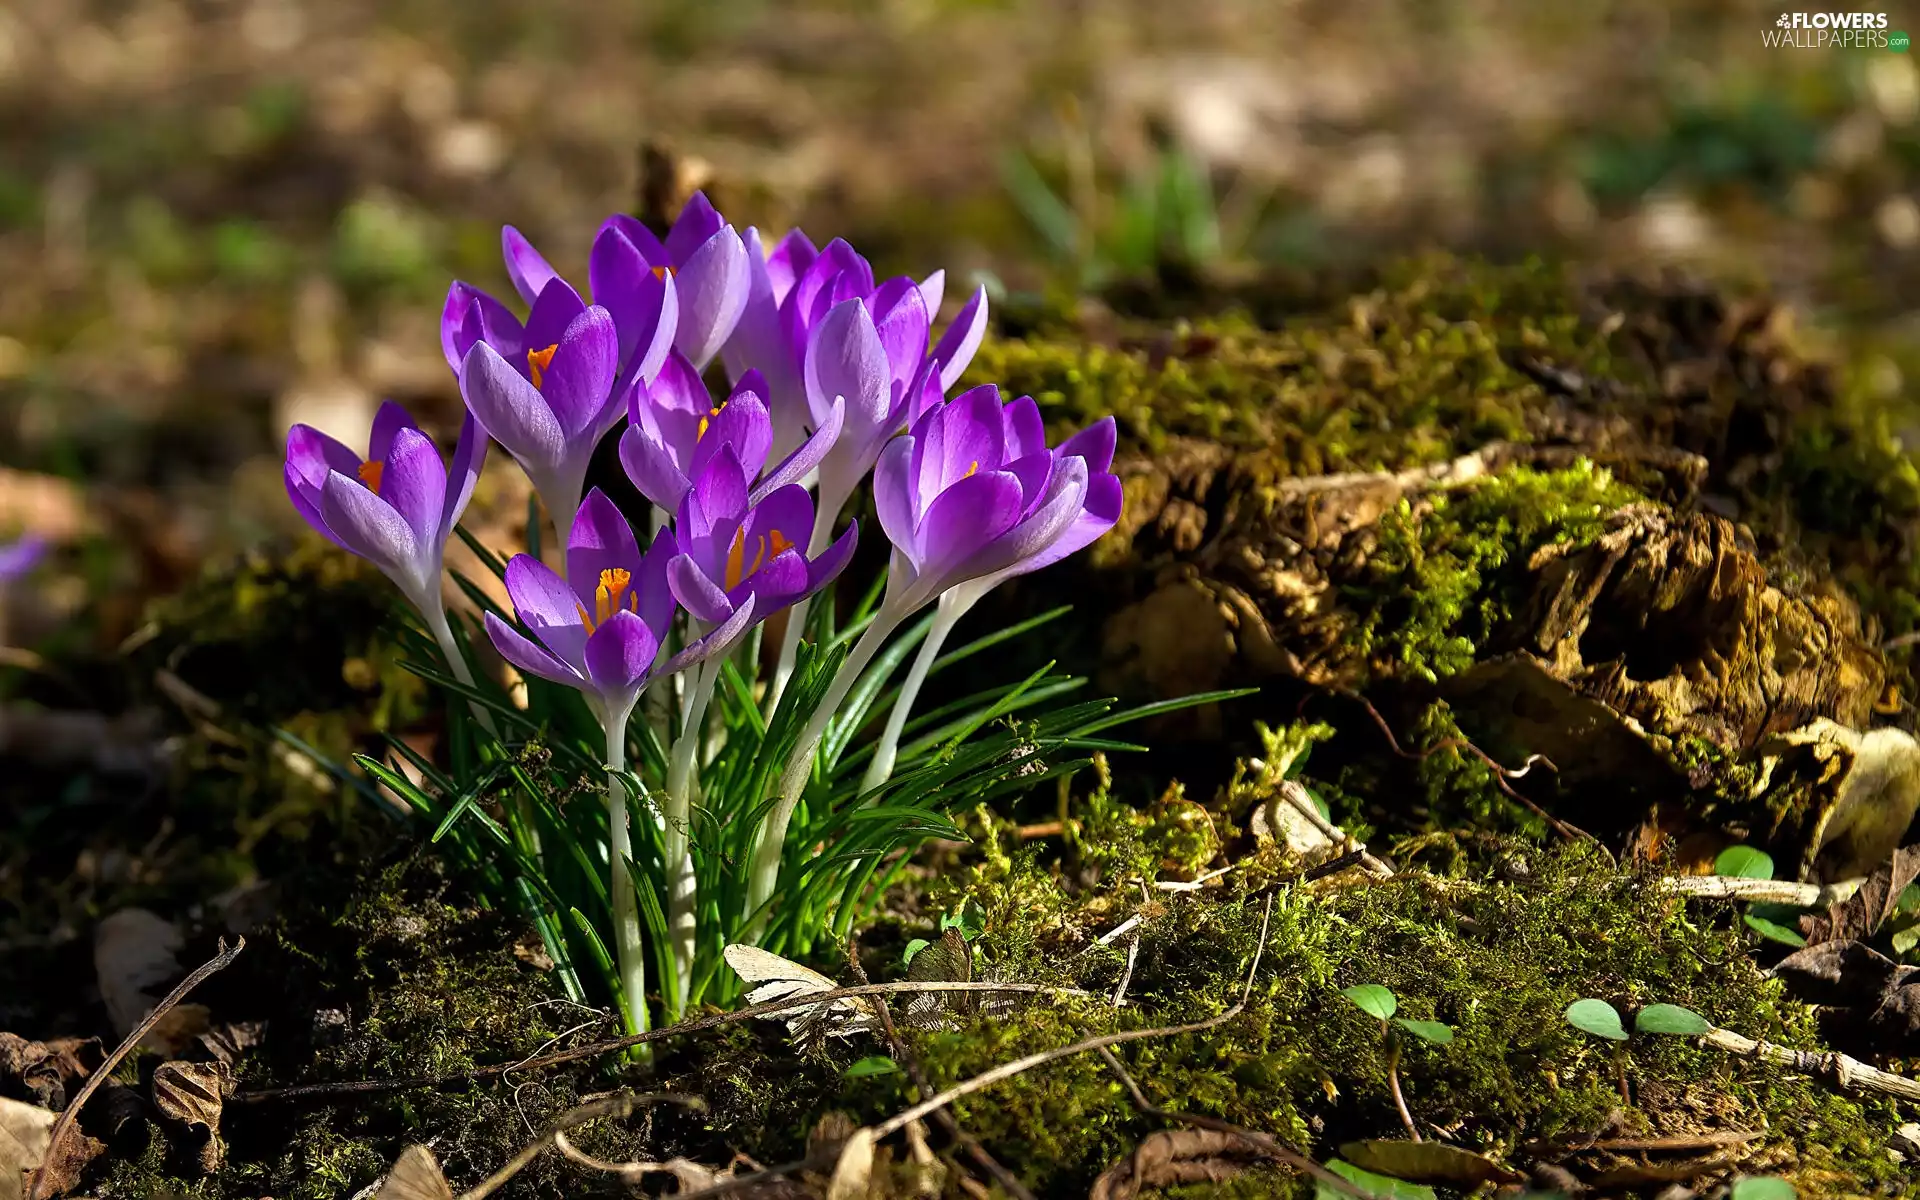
[284,401,487,614]
[0,535,47,582]
[459,304,623,547]
[442,229,677,410]
[663,448,857,632]
[595,193,751,372]
[873,384,1114,611]
[723,232,986,464]
[617,351,845,514]
[484,489,753,719]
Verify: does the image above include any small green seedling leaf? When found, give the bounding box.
[1714,846,1774,880]
[901,938,930,966]
[1393,1018,1455,1045]
[1729,1177,1797,1200]
[1564,998,1627,1041]
[1341,984,1398,1020]
[843,1056,900,1079]
[1634,1004,1711,1036]
[1744,904,1808,947]
[1316,1159,1436,1200]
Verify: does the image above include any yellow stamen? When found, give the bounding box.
[651,265,676,281]
[964,460,979,479]
[357,460,384,493]
[575,568,633,634]
[696,403,723,442]
[527,343,560,389]
[769,530,792,556]
[725,528,747,591]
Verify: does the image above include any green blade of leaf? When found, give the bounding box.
[1634,1003,1711,1036]
[1564,998,1627,1041]
[1341,984,1397,1020]
[1393,1019,1454,1045]
[1714,846,1775,880]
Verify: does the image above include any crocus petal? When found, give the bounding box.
[503,554,589,671]
[539,305,620,439]
[962,457,1089,580]
[1013,472,1123,576]
[485,611,582,688]
[688,388,772,484]
[366,402,419,465]
[805,298,890,432]
[673,226,751,370]
[1005,396,1047,461]
[663,591,759,673]
[619,425,692,511]
[0,536,46,582]
[521,278,590,370]
[320,470,428,596]
[379,427,449,552]
[583,609,661,707]
[441,412,488,537]
[501,226,559,307]
[804,520,858,594]
[285,424,363,493]
[914,469,1024,584]
[918,385,1005,509]
[741,484,814,560]
[918,270,945,322]
[750,396,842,505]
[601,212,668,268]
[664,192,726,265]
[594,231,678,392]
[1056,415,1119,473]
[441,283,522,374]
[736,547,808,611]
[461,342,567,470]
[871,436,918,558]
[933,285,989,393]
[688,446,750,534]
[615,271,679,396]
[764,228,817,304]
[905,356,945,426]
[667,554,734,624]
[869,277,931,392]
[567,488,644,613]
[634,526,678,636]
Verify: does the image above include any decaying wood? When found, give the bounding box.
[1702,1026,1920,1104]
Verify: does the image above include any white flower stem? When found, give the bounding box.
[421,599,500,740]
[662,659,720,1019]
[857,588,981,797]
[604,706,652,1049]
[763,481,848,718]
[744,599,908,940]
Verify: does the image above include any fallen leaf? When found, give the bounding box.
[1802,845,1920,946]
[1090,1130,1274,1200]
[1,1096,103,1200]
[0,1097,54,1200]
[376,1144,454,1200]
[196,1021,266,1066]
[1337,1139,1523,1187]
[511,930,555,972]
[825,1127,874,1200]
[93,909,209,1054]
[0,1034,102,1110]
[1772,941,1914,1007]
[151,1060,230,1175]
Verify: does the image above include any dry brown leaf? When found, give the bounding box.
[511,931,555,972]
[196,1020,266,1066]
[0,1035,102,1111]
[1337,1138,1524,1187]
[375,1145,454,1200]
[1089,1129,1270,1200]
[2,1095,102,1200]
[93,909,196,1051]
[825,1127,875,1200]
[1802,844,1920,946]
[150,1060,229,1175]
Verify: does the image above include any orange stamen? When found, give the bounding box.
[576,568,633,634]
[964,460,979,479]
[357,460,384,493]
[696,403,724,442]
[527,343,560,389]
[651,265,676,281]
[725,528,747,591]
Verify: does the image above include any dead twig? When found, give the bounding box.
[854,938,1038,1200]
[1277,780,1394,879]
[1662,875,1863,906]
[234,979,1096,1105]
[1703,1026,1920,1103]
[29,936,245,1200]
[1093,1040,1375,1198]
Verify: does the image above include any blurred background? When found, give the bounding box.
[3,0,1920,657]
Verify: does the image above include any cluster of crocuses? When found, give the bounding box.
[284,195,1121,1036]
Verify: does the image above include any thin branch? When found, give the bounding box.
[872,895,1277,1140]
[234,979,1096,1105]
[29,936,245,1200]
[1703,1027,1920,1103]
[1661,876,1862,906]
[1277,780,1394,879]
[459,1093,676,1200]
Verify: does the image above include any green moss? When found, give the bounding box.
[1348,464,1643,683]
